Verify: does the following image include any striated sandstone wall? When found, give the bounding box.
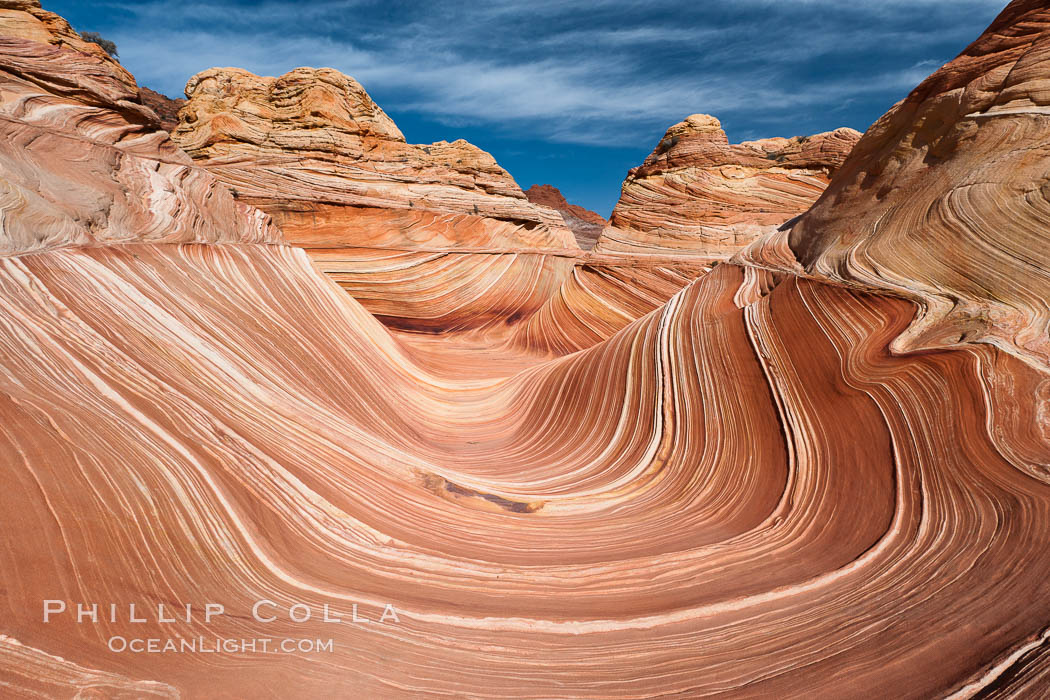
[597,114,860,258]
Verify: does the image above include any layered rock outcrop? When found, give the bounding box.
[2,1,1050,698]
[0,1,278,258]
[171,66,576,332]
[525,183,606,249]
[764,0,1050,372]
[597,114,860,257]
[173,67,577,244]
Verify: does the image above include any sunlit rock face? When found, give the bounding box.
[171,66,580,334]
[3,1,1050,698]
[170,65,684,348]
[0,1,280,258]
[597,114,860,258]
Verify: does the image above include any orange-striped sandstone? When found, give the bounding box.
[1,1,1049,697]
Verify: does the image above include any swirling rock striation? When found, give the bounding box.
[0,1,280,258]
[751,0,1050,372]
[597,114,860,257]
[1,1,1049,699]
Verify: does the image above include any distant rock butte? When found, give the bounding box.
[138,86,185,132]
[524,184,606,250]
[596,114,860,257]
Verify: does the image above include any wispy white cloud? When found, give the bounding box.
[86,0,1008,146]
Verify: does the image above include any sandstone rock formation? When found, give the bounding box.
[169,69,715,345]
[2,0,1050,698]
[170,66,577,332]
[0,0,130,74]
[525,183,606,249]
[0,3,278,258]
[764,0,1050,373]
[525,116,860,355]
[597,114,860,257]
[173,66,575,242]
[138,85,185,131]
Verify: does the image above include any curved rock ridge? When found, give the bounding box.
[493,256,709,355]
[739,0,1050,372]
[525,183,607,249]
[2,1,1050,698]
[0,0,128,79]
[597,113,860,258]
[5,245,1050,697]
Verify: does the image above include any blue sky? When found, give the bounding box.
[48,0,1007,216]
